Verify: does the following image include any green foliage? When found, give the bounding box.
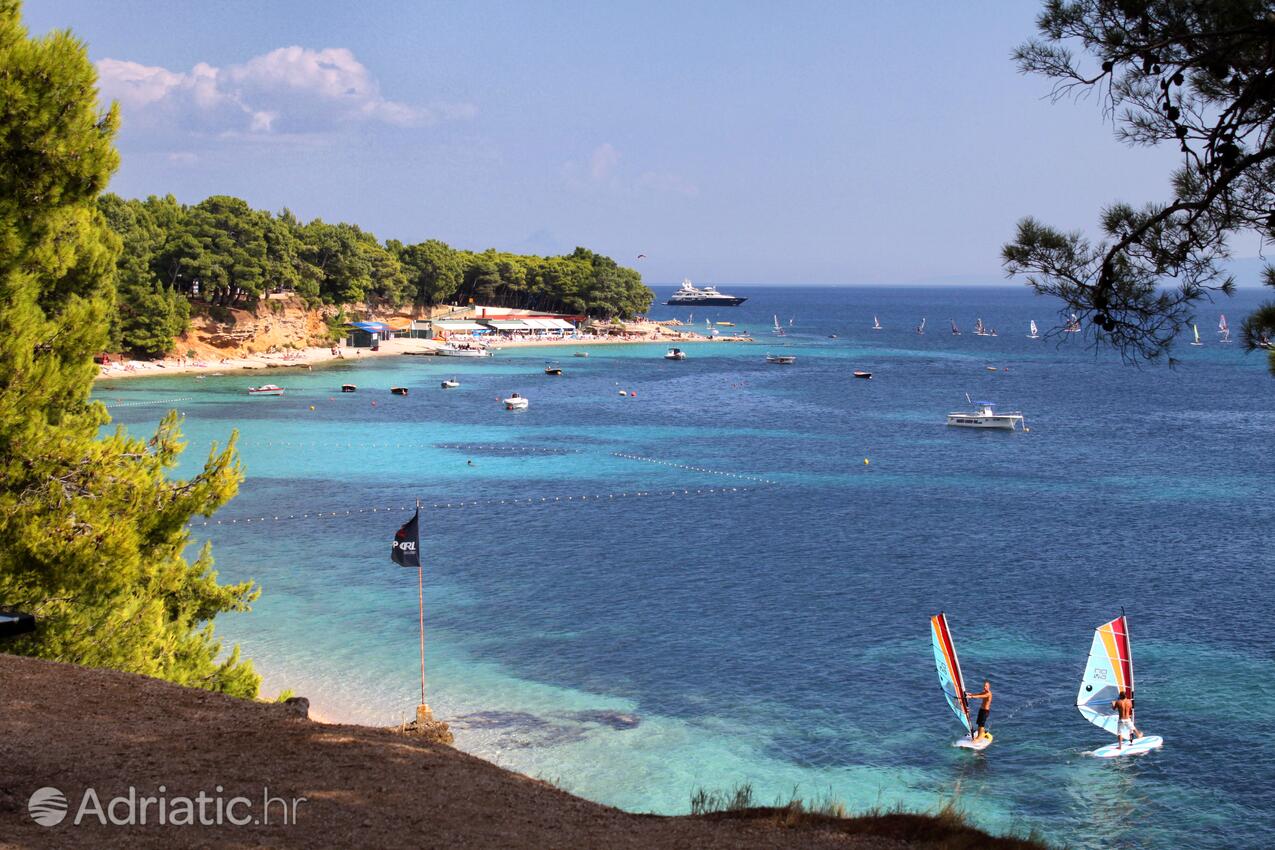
[0,1,259,698]
[96,192,653,331]
[1007,0,1275,365]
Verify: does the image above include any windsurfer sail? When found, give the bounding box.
[931,613,971,736]
[1076,613,1163,757]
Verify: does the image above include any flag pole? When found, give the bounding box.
[416,498,426,711]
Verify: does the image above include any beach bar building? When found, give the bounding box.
[432,319,489,340]
[345,321,391,348]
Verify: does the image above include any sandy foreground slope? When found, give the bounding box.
[0,655,1037,849]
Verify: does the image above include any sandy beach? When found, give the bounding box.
[95,329,753,382]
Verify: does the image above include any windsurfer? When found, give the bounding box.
[965,680,992,740]
[1112,690,1142,749]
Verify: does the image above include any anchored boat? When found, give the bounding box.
[946,397,1024,430]
[765,354,796,364]
[247,384,284,396]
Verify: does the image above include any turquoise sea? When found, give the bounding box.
[97,286,1275,849]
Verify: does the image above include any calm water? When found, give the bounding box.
[98,286,1275,849]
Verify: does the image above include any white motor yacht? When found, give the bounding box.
[946,400,1024,430]
[503,393,529,410]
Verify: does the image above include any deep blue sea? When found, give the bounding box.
[97,286,1275,849]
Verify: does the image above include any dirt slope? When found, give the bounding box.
[0,655,1039,849]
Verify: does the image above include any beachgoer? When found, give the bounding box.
[965,680,992,740]
[1111,689,1141,749]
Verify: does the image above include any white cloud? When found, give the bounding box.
[95,46,474,139]
[564,143,699,198]
[589,143,621,180]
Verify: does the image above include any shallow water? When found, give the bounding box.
[98,286,1275,849]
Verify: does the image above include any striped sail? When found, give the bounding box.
[1076,614,1135,736]
[931,613,971,733]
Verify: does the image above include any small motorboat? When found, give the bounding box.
[391,386,409,396]
[665,348,687,360]
[574,351,589,357]
[544,361,563,375]
[341,384,357,393]
[247,384,284,396]
[503,393,529,410]
[853,371,872,379]
[828,334,838,339]
[985,365,998,372]
[441,379,460,389]
[765,354,796,364]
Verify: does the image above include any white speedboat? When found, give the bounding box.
[436,344,491,357]
[441,379,460,388]
[665,348,687,360]
[765,354,796,364]
[247,384,284,396]
[947,400,1024,430]
[503,393,529,410]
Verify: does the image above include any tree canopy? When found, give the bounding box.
[100,193,653,356]
[0,1,259,697]
[1004,0,1275,367]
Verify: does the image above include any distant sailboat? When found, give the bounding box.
[1065,313,1081,333]
[1218,314,1231,343]
[931,613,990,750]
[1077,613,1163,757]
[1191,323,1203,346]
[872,316,882,331]
[951,319,961,336]
[915,317,926,335]
[1028,320,1040,340]
[788,317,795,327]
[772,315,785,336]
[973,318,989,337]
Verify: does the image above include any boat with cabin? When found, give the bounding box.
[544,361,563,375]
[665,279,747,306]
[765,354,796,364]
[436,343,491,357]
[503,393,529,410]
[946,397,1024,430]
[247,384,284,396]
[341,384,357,393]
[441,379,460,389]
[665,348,687,360]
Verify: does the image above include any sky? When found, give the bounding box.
[24,0,1258,286]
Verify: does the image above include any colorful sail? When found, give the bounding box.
[1076,614,1135,736]
[931,613,971,733]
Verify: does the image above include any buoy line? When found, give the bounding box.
[237,441,578,454]
[196,485,767,527]
[103,397,194,408]
[610,452,778,484]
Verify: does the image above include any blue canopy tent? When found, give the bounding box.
[345,321,391,348]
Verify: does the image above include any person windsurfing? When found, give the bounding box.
[965,680,992,741]
[1112,689,1143,750]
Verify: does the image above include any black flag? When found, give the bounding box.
[392,508,421,568]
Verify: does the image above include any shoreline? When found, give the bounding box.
[95,332,753,382]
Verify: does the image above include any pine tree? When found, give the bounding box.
[0,1,260,697]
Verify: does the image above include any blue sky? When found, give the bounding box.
[26,0,1244,285]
